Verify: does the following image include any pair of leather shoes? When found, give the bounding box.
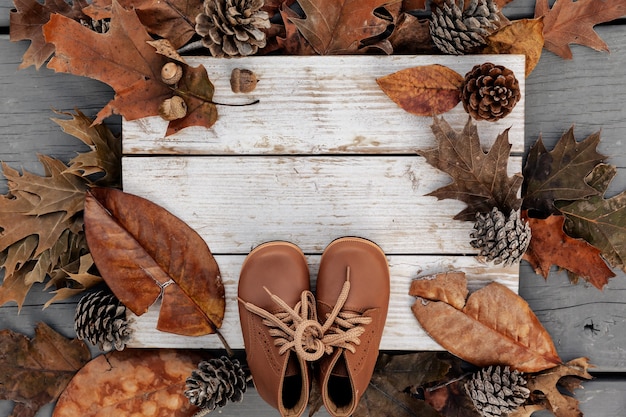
[238,237,390,417]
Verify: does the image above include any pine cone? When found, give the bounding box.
[461,62,521,121]
[185,356,247,412]
[195,0,271,57]
[466,365,530,417]
[429,0,500,55]
[470,207,531,266]
[74,289,132,351]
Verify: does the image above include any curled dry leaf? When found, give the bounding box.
[53,349,205,417]
[84,187,225,336]
[410,272,561,373]
[377,65,463,116]
[482,19,544,77]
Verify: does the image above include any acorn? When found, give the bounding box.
[159,96,187,121]
[161,62,183,85]
[230,68,257,93]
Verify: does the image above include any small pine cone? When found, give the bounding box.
[429,0,500,55]
[466,365,530,417]
[461,62,521,121]
[185,356,247,412]
[470,207,531,266]
[195,0,271,57]
[74,289,132,351]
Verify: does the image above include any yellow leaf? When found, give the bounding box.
[483,19,545,77]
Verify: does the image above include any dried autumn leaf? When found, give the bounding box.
[521,211,615,290]
[289,0,398,54]
[408,271,468,310]
[377,65,463,116]
[522,126,607,216]
[9,0,86,69]
[0,322,90,417]
[42,1,217,133]
[535,0,626,59]
[559,164,626,273]
[410,272,561,373]
[482,19,544,77]
[388,14,435,55]
[83,187,225,336]
[276,3,316,55]
[418,116,523,221]
[53,349,204,417]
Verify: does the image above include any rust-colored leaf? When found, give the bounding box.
[83,187,224,336]
[409,271,467,310]
[483,19,544,77]
[52,349,204,417]
[276,3,316,55]
[410,272,561,373]
[522,211,615,290]
[377,65,463,116]
[0,322,90,417]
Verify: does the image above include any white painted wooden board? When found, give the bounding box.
[122,55,525,155]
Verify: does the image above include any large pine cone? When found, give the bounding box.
[185,356,247,412]
[74,289,132,351]
[466,365,530,417]
[461,62,521,121]
[195,0,271,57]
[430,0,500,55]
[470,207,530,266]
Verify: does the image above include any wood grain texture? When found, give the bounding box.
[123,55,525,155]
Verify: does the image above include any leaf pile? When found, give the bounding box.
[522,127,626,288]
[0,109,120,308]
[0,322,91,417]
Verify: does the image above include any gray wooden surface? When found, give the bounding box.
[1,1,626,416]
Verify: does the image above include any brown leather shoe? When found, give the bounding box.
[238,242,320,417]
[315,237,390,417]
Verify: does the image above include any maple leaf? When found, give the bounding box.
[521,211,615,290]
[0,322,91,417]
[410,272,562,373]
[289,0,398,54]
[9,0,86,69]
[53,349,204,417]
[522,126,607,217]
[418,116,523,221]
[42,1,217,133]
[558,163,626,273]
[535,0,626,59]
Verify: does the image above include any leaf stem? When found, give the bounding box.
[214,329,234,358]
[173,87,260,107]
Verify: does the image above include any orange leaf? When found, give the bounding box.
[84,188,225,336]
[535,0,626,59]
[483,19,545,77]
[522,211,615,290]
[377,65,463,116]
[53,349,204,417]
[410,272,561,373]
[408,271,467,310]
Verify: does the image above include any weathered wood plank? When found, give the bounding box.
[128,254,518,350]
[121,155,522,255]
[122,55,525,155]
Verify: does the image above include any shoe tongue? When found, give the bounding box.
[285,352,300,377]
[331,354,349,377]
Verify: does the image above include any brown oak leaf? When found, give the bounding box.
[418,116,523,221]
[42,1,217,133]
[0,322,90,417]
[9,0,87,69]
[522,126,607,216]
[388,13,436,55]
[289,0,399,54]
[377,65,463,116]
[410,272,561,373]
[535,0,626,59]
[522,211,615,290]
[53,349,204,417]
[276,3,316,55]
[83,187,225,337]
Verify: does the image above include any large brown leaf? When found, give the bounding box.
[522,211,615,290]
[410,272,561,373]
[418,116,523,221]
[535,0,626,59]
[289,0,397,54]
[52,349,204,417]
[0,322,90,417]
[377,65,463,116]
[83,187,225,336]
